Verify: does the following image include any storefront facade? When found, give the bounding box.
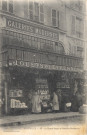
[0,15,83,115]
[0,0,85,115]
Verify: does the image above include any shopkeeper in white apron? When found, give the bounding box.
[31,91,42,113]
[52,91,59,112]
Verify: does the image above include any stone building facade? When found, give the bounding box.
[0,0,86,115]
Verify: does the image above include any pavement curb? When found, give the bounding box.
[0,114,83,127]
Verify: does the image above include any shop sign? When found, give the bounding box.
[9,90,23,97]
[9,60,82,72]
[6,19,58,39]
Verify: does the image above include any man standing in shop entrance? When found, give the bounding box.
[31,91,42,113]
[52,91,59,112]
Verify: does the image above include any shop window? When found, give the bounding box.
[29,35,31,40]
[2,52,7,61]
[42,29,45,35]
[16,33,19,37]
[55,42,58,53]
[14,32,17,37]
[9,0,13,13]
[2,0,7,11]
[37,39,41,50]
[31,37,35,48]
[6,30,9,35]
[23,34,26,39]
[19,33,22,38]
[28,39,31,47]
[34,37,38,48]
[74,59,77,67]
[3,36,9,45]
[39,29,42,35]
[67,58,69,66]
[53,42,56,52]
[9,31,13,36]
[27,52,31,61]
[50,41,53,49]
[2,29,6,35]
[57,57,61,66]
[26,35,29,40]
[62,57,65,66]
[21,51,24,60]
[8,49,16,59]
[77,46,83,57]
[17,50,22,60]
[24,51,27,61]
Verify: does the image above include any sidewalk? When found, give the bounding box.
[0,112,85,127]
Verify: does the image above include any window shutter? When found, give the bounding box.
[59,11,65,30]
[9,0,13,13]
[40,3,44,23]
[34,2,39,22]
[80,20,84,34]
[52,9,57,27]
[71,15,75,35]
[57,11,59,28]
[29,1,33,20]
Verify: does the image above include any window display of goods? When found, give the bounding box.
[57,82,70,88]
[10,99,28,108]
[40,94,50,100]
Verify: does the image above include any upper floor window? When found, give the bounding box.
[71,15,84,38]
[34,2,39,22]
[9,0,13,13]
[76,17,83,38]
[2,0,13,13]
[52,9,57,27]
[39,3,44,23]
[29,1,33,20]
[2,0,7,11]
[28,1,44,23]
[51,9,65,31]
[70,0,84,12]
[71,15,75,35]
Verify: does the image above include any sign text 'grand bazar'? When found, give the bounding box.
[9,60,82,72]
